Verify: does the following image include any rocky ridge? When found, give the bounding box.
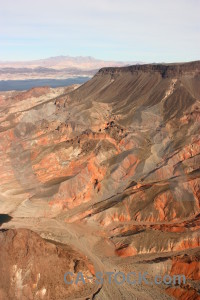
[0,61,199,299]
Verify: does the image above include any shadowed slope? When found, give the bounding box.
[0,61,200,299]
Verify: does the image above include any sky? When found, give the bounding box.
[0,0,199,62]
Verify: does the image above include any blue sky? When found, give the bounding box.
[0,0,199,62]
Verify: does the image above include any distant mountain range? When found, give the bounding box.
[0,55,142,80]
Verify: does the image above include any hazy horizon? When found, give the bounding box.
[0,54,133,63]
[0,54,199,64]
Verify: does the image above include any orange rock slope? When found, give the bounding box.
[0,61,200,299]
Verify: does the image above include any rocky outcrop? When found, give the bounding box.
[0,62,200,299]
[0,229,95,300]
[97,60,200,77]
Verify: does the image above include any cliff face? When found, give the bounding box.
[0,61,200,299]
[97,61,200,77]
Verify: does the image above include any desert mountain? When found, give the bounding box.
[0,61,200,299]
[0,55,137,80]
[0,55,133,70]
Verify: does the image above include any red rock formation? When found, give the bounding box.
[170,253,200,280]
[166,286,200,300]
[0,62,200,299]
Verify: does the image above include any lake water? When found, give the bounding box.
[0,214,12,226]
[0,77,90,91]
